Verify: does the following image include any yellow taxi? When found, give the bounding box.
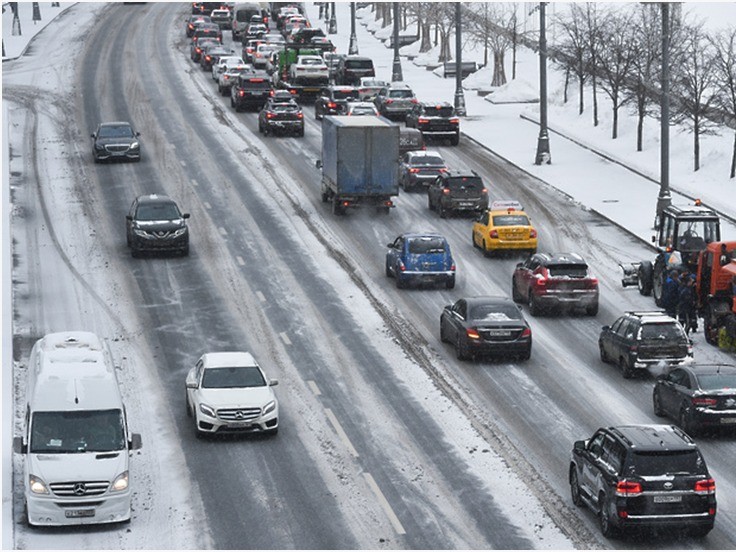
[472,200,538,256]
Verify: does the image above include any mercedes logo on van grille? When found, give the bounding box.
[73,483,87,496]
[663,482,674,490]
[235,411,246,419]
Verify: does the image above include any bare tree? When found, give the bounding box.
[428,3,455,63]
[672,23,720,171]
[596,9,638,139]
[555,4,589,115]
[584,3,605,127]
[406,2,434,53]
[465,3,518,86]
[710,28,736,177]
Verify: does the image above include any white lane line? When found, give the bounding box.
[204,201,211,209]
[307,380,321,396]
[363,472,406,535]
[279,332,291,345]
[219,227,228,236]
[236,256,245,266]
[324,408,359,458]
[256,291,266,302]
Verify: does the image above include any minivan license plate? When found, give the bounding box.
[65,509,95,518]
[653,495,682,503]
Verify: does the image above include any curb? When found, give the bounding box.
[1,2,76,63]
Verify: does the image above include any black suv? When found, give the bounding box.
[126,195,190,257]
[427,170,488,218]
[570,425,716,538]
[258,98,304,136]
[231,72,272,111]
[314,86,359,119]
[599,311,692,379]
[405,102,460,146]
[335,55,375,86]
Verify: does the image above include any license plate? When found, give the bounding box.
[65,509,95,518]
[720,417,736,424]
[488,330,511,337]
[653,495,682,503]
[458,202,474,207]
[227,421,253,429]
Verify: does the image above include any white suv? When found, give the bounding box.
[185,352,279,437]
[212,55,245,82]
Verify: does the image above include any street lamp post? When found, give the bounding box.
[454,2,467,116]
[534,2,551,165]
[349,2,359,55]
[655,2,672,225]
[328,2,337,34]
[391,3,403,82]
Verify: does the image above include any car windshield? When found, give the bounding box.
[469,304,523,322]
[493,215,530,226]
[334,90,358,100]
[546,264,588,278]
[696,373,736,390]
[136,203,180,221]
[630,450,707,476]
[202,366,266,388]
[98,125,134,138]
[447,177,482,191]
[30,409,125,454]
[407,237,446,254]
[411,155,444,167]
[639,323,686,341]
[389,89,414,99]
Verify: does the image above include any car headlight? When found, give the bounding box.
[172,227,188,238]
[130,141,140,150]
[94,143,105,151]
[199,403,216,418]
[29,474,49,495]
[263,400,277,416]
[133,228,149,238]
[110,471,129,493]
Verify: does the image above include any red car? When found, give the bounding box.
[511,252,599,316]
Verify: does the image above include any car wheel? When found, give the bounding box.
[427,195,434,211]
[528,291,541,316]
[482,240,493,258]
[653,389,665,417]
[230,96,235,107]
[570,469,583,507]
[679,407,697,436]
[455,337,471,361]
[396,276,407,289]
[450,133,459,146]
[586,303,599,316]
[620,357,634,379]
[511,278,522,303]
[599,342,609,363]
[518,347,531,361]
[439,204,448,219]
[445,276,455,289]
[185,395,192,417]
[181,245,189,257]
[689,525,714,538]
[440,319,449,343]
[297,128,304,137]
[131,248,140,259]
[598,493,618,538]
[263,127,270,137]
[265,427,279,437]
[385,259,393,278]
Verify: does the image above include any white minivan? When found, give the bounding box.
[14,331,142,526]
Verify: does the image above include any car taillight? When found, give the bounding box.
[266,112,275,119]
[615,480,642,497]
[385,99,393,104]
[418,117,429,124]
[450,117,459,124]
[629,345,638,353]
[442,188,450,195]
[410,98,418,103]
[489,230,499,239]
[205,55,211,61]
[530,229,537,238]
[408,168,420,173]
[328,102,337,109]
[450,263,456,271]
[694,478,716,495]
[239,90,245,97]
[466,328,481,340]
[587,277,599,288]
[297,112,304,119]
[481,188,488,195]
[521,327,531,338]
[692,397,718,407]
[438,167,447,172]
[534,276,546,287]
[383,200,393,208]
[397,260,406,272]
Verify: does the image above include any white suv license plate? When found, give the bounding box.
[721,417,736,424]
[66,508,95,518]
[228,421,253,429]
[653,495,682,503]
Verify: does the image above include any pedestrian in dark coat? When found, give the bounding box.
[678,276,698,335]
[661,269,680,319]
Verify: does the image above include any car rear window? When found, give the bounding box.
[346,59,374,69]
[492,215,530,226]
[446,177,482,190]
[639,323,686,341]
[546,264,588,278]
[408,237,446,255]
[630,450,707,476]
[412,155,444,167]
[242,78,271,90]
[425,106,454,117]
[271,103,299,112]
[334,90,359,100]
[696,373,736,389]
[469,304,523,322]
[389,89,414,99]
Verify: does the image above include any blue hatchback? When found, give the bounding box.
[385,233,456,289]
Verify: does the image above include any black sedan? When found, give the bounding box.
[126,194,190,257]
[91,121,141,163]
[653,364,736,435]
[440,296,532,361]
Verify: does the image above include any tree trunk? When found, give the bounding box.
[612,96,618,139]
[491,50,507,86]
[434,22,438,46]
[483,38,488,68]
[694,116,700,172]
[512,33,517,79]
[439,31,451,63]
[637,97,645,152]
[578,61,584,115]
[563,68,569,104]
[731,132,736,178]
[592,73,598,127]
[420,22,432,53]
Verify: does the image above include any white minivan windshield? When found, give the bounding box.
[30,409,125,453]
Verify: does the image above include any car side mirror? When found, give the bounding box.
[651,235,656,243]
[601,325,610,332]
[126,215,132,221]
[90,133,96,138]
[129,433,142,451]
[573,440,586,452]
[135,131,141,137]
[315,159,322,169]
[515,262,522,269]
[182,213,191,219]
[185,380,198,389]
[13,436,26,454]
[269,379,279,386]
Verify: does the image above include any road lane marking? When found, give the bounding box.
[324,408,358,457]
[256,291,266,302]
[236,256,245,266]
[279,332,291,345]
[307,380,321,396]
[363,473,406,535]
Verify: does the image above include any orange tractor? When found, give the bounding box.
[694,241,736,345]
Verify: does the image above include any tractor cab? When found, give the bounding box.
[654,203,720,256]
